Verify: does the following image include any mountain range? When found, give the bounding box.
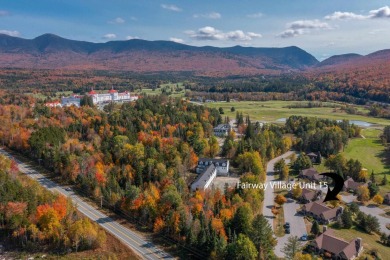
[0,33,389,77]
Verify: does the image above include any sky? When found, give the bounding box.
[1,0,390,60]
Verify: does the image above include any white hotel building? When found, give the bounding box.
[61,87,138,107]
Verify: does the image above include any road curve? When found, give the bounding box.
[0,148,175,260]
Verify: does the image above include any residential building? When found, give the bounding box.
[61,95,82,107]
[301,201,342,224]
[299,188,322,203]
[196,158,229,176]
[299,168,324,182]
[213,124,232,137]
[343,177,367,193]
[309,227,363,260]
[191,164,217,191]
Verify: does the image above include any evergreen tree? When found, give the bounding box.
[226,234,258,260]
[382,174,388,185]
[231,204,253,236]
[244,116,254,140]
[282,236,303,260]
[310,221,320,235]
[250,215,276,260]
[368,182,379,198]
[341,209,353,229]
[370,170,376,183]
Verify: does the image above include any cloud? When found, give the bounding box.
[130,16,137,21]
[193,12,221,19]
[325,6,390,20]
[288,20,332,30]
[108,17,125,24]
[125,35,140,40]
[0,30,20,37]
[169,37,185,43]
[369,6,390,18]
[325,11,366,20]
[186,26,262,41]
[0,10,9,16]
[247,12,263,18]
[278,29,304,38]
[103,33,117,39]
[161,4,182,12]
[278,19,332,38]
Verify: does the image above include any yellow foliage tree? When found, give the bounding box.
[372,194,384,205]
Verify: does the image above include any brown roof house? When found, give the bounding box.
[343,177,367,193]
[299,188,322,203]
[301,201,342,224]
[309,226,363,260]
[384,193,390,205]
[299,168,324,182]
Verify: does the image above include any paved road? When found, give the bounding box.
[341,194,390,235]
[263,151,307,258]
[0,148,174,260]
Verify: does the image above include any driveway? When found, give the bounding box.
[359,205,390,235]
[263,151,307,258]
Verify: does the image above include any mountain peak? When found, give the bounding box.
[0,33,319,75]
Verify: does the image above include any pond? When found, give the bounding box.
[337,120,373,127]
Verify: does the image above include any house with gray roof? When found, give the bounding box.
[310,227,363,259]
[196,158,229,176]
[301,201,342,224]
[191,164,217,191]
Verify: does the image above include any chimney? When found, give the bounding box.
[323,226,328,233]
[337,206,343,215]
[355,238,362,253]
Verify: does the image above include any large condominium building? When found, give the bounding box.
[88,87,138,105]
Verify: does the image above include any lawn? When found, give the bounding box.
[333,228,390,258]
[205,101,390,126]
[343,128,390,194]
[136,82,187,98]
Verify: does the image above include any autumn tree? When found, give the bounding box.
[356,186,370,202]
[274,194,287,206]
[372,194,384,205]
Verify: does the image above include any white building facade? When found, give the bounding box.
[60,88,138,107]
[88,88,138,105]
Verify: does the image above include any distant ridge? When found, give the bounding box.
[0,33,318,76]
[318,53,362,67]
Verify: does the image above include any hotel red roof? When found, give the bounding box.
[108,86,118,93]
[89,90,97,95]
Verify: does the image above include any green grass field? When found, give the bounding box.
[333,228,390,258]
[344,129,388,175]
[26,91,74,100]
[136,82,187,98]
[205,101,390,126]
[343,128,390,194]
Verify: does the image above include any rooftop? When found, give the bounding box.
[314,229,361,259]
[192,164,216,188]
